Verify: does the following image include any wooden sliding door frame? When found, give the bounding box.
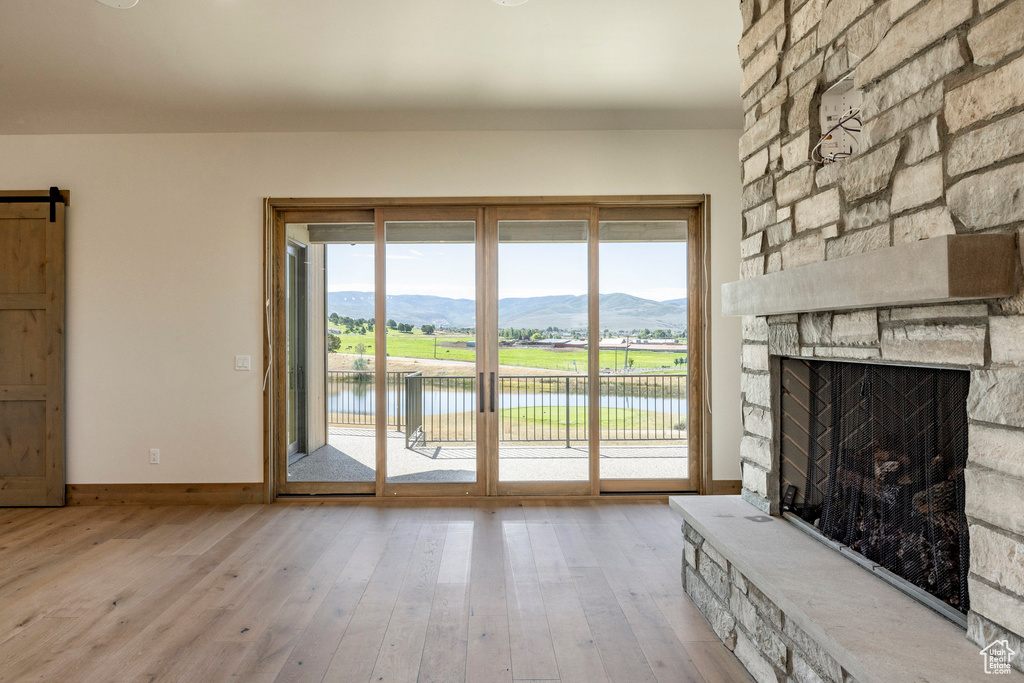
[264,195,711,502]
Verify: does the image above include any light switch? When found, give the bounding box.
[235,355,251,371]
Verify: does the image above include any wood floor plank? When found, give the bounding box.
[0,502,740,683]
[466,615,512,683]
[417,583,470,683]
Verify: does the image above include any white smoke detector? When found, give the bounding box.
[493,0,529,5]
[95,0,139,8]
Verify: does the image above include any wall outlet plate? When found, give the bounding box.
[149,448,160,464]
[235,355,251,371]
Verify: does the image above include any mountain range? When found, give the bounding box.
[327,291,686,333]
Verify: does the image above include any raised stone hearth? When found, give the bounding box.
[709,0,1024,679]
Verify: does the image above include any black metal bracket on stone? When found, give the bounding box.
[0,187,67,222]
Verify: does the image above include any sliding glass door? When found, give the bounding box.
[275,199,703,497]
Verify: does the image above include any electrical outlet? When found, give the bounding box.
[150,448,160,464]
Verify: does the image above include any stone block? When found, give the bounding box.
[792,0,825,43]
[892,206,955,244]
[821,224,839,240]
[863,84,942,150]
[890,0,928,20]
[777,206,791,221]
[947,110,1024,178]
[684,538,697,569]
[701,541,729,572]
[742,487,772,514]
[819,0,874,46]
[745,148,770,183]
[782,33,820,80]
[783,132,811,171]
[746,583,783,629]
[741,435,773,470]
[742,232,767,259]
[767,252,782,273]
[742,256,766,279]
[847,5,893,65]
[741,107,783,160]
[746,199,778,235]
[769,321,800,355]
[826,224,890,259]
[845,199,890,231]
[730,564,749,595]
[783,232,826,269]
[855,0,972,85]
[742,462,770,498]
[839,140,900,203]
[861,38,964,119]
[793,654,827,683]
[783,618,846,683]
[743,343,771,372]
[881,323,986,365]
[742,371,771,408]
[816,162,842,189]
[889,303,987,320]
[699,549,731,600]
[969,369,1024,428]
[731,589,787,669]
[824,46,852,84]
[744,315,770,342]
[683,521,704,546]
[743,42,780,95]
[800,312,832,346]
[777,166,816,207]
[788,81,819,135]
[970,423,1024,480]
[991,316,1024,364]
[970,524,1024,598]
[946,54,1024,132]
[795,189,841,232]
[744,404,772,439]
[739,0,785,63]
[685,565,737,645]
[734,626,782,683]
[969,0,1024,67]
[948,161,1024,231]
[966,465,1024,537]
[743,175,775,211]
[968,577,1024,641]
[761,82,790,115]
[890,157,944,214]
[767,220,794,247]
[905,117,940,165]
[740,0,757,32]
[815,345,882,359]
[832,310,878,345]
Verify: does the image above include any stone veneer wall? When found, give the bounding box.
[682,521,861,683]
[733,0,1024,669]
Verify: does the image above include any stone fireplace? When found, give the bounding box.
[672,0,1024,680]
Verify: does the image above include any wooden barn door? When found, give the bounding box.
[0,190,66,506]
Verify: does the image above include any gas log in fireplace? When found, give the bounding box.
[779,358,970,622]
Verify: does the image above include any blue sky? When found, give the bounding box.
[327,240,686,302]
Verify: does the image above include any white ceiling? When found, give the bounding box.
[1,0,743,134]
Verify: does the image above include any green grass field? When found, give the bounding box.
[328,330,687,373]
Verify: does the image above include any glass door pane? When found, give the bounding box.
[496,219,589,483]
[598,220,688,480]
[286,242,306,458]
[385,220,479,484]
[288,226,377,485]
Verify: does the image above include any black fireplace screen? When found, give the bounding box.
[780,358,970,614]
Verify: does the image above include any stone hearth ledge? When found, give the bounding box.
[669,495,1015,683]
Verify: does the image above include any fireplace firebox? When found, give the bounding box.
[779,358,970,618]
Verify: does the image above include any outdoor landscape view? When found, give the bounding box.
[287,226,688,485]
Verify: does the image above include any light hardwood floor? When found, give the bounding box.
[0,501,752,683]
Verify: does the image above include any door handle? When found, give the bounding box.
[479,373,485,413]
[490,372,495,413]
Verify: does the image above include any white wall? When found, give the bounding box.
[0,130,742,484]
